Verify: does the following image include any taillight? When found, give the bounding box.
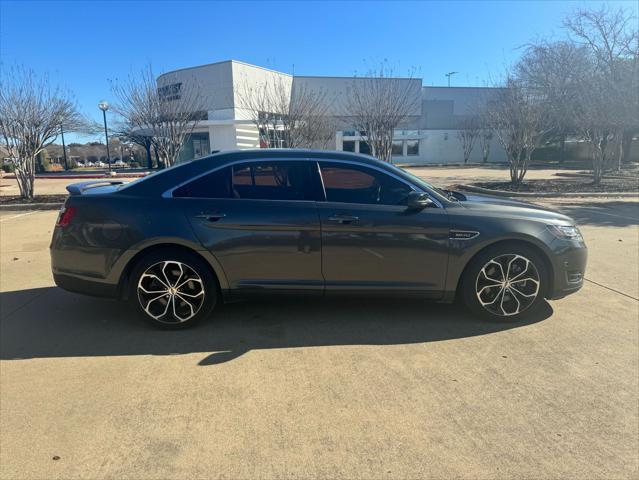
[56,206,77,228]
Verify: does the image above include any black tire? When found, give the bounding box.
[128,249,218,329]
[461,243,549,322]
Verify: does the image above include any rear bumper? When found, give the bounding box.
[53,273,119,298]
[548,241,588,300]
[50,238,126,299]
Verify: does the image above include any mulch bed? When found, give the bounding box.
[473,177,638,193]
[0,194,67,205]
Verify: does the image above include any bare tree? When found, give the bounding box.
[478,129,493,163]
[0,66,83,199]
[236,76,335,149]
[570,68,618,184]
[288,82,337,148]
[516,41,592,162]
[236,75,288,148]
[344,64,420,162]
[485,78,553,185]
[113,122,154,169]
[111,65,205,168]
[564,6,638,77]
[456,117,480,163]
[564,6,639,173]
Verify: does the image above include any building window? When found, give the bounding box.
[406,140,419,156]
[391,140,403,156]
[342,130,357,137]
[342,140,356,152]
[192,134,209,159]
[178,132,210,163]
[268,129,287,148]
[359,141,371,155]
[394,129,419,137]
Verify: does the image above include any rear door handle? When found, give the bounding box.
[328,214,359,225]
[195,212,226,222]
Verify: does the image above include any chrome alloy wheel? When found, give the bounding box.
[137,261,205,324]
[475,254,540,317]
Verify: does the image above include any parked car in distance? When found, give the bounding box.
[114,160,126,167]
[50,150,587,328]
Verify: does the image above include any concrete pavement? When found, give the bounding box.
[0,201,637,479]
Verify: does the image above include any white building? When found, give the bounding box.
[156,60,507,165]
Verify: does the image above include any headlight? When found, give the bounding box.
[547,224,583,241]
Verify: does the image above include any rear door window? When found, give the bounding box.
[173,161,319,201]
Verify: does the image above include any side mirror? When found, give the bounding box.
[406,191,434,210]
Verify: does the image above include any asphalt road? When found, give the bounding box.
[1,200,638,479]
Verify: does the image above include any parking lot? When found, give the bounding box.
[1,197,638,479]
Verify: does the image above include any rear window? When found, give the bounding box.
[173,167,232,198]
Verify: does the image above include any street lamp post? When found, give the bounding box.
[60,124,68,170]
[445,71,459,87]
[98,100,111,173]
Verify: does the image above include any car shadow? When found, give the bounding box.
[0,287,553,365]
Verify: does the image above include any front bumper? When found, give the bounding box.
[547,240,588,300]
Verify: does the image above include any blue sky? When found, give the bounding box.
[1,0,636,142]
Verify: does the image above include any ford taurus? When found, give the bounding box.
[50,150,587,328]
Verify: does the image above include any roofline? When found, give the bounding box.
[294,74,421,81]
[422,85,504,90]
[157,59,293,80]
[156,59,504,91]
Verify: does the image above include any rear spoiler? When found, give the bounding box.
[66,180,125,195]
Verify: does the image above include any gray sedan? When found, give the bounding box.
[50,150,587,328]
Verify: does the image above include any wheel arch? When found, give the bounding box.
[454,238,555,299]
[117,242,228,300]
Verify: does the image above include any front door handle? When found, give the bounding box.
[328,214,359,225]
[195,212,226,222]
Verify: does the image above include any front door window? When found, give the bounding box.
[319,162,413,206]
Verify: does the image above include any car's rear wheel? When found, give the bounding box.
[128,249,217,329]
[461,244,548,322]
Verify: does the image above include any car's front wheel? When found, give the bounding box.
[461,244,548,322]
[128,249,217,329]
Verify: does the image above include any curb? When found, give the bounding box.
[0,202,63,211]
[553,172,639,181]
[455,184,639,198]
